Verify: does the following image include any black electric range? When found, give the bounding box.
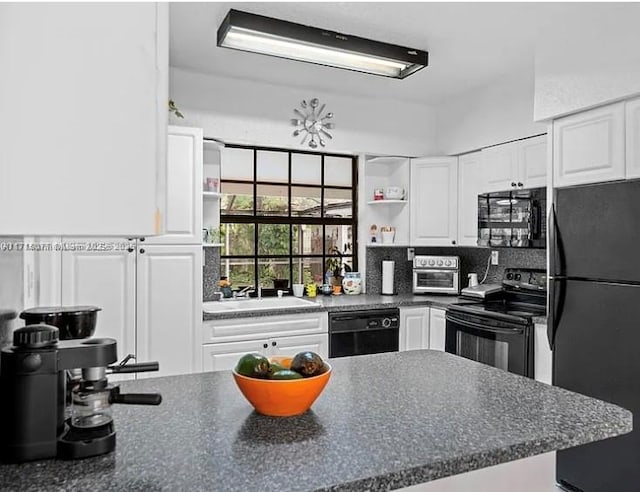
[445,268,547,377]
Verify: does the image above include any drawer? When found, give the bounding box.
[202,312,328,344]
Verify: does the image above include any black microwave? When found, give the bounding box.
[477,187,546,248]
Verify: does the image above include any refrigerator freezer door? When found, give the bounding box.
[554,279,640,492]
[554,180,640,282]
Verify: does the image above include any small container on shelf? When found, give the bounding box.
[204,177,219,192]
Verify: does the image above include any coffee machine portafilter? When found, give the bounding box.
[0,324,162,463]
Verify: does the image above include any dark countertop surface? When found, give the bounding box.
[0,350,629,491]
[203,293,462,321]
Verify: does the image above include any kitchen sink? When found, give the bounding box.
[203,297,319,314]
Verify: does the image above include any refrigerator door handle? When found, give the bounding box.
[547,277,566,350]
[549,202,561,276]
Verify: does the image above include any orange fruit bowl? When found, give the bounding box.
[232,359,332,417]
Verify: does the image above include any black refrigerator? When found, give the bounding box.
[549,180,640,492]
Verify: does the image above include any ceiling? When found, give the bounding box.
[169,2,594,106]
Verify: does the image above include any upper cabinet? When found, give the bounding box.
[481,135,547,193]
[626,97,640,179]
[553,103,625,188]
[517,135,547,189]
[410,157,458,246]
[146,127,203,245]
[457,151,483,246]
[481,143,518,192]
[0,4,169,236]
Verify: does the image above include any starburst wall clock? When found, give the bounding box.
[290,98,335,149]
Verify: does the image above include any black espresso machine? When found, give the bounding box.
[0,306,162,463]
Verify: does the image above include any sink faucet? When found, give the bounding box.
[236,286,254,298]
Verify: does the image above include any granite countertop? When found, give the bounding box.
[203,293,463,321]
[0,350,630,491]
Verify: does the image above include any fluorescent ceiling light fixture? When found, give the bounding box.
[217,10,428,79]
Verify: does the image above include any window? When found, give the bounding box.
[219,145,357,290]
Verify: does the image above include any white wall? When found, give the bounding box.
[534,3,640,120]
[436,67,546,155]
[170,67,439,157]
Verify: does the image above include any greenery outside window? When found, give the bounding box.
[219,144,357,290]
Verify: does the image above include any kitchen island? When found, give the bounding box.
[0,350,630,491]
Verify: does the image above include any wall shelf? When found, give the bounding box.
[203,243,223,248]
[367,200,407,205]
[203,191,222,198]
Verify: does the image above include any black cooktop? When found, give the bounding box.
[449,300,546,322]
[449,268,547,324]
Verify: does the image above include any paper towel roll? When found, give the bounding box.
[382,260,395,295]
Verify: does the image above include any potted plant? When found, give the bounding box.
[326,246,352,287]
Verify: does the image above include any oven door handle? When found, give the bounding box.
[445,314,525,335]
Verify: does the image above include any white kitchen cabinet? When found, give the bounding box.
[481,136,547,193]
[61,240,137,363]
[553,102,625,187]
[0,3,168,236]
[429,308,446,352]
[457,151,483,246]
[202,340,270,373]
[399,307,430,351]
[410,158,458,246]
[136,245,202,378]
[202,312,328,344]
[481,142,518,192]
[534,322,552,385]
[626,97,640,179]
[269,334,329,360]
[201,313,329,372]
[202,333,329,372]
[146,127,203,245]
[517,135,548,188]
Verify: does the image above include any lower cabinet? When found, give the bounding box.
[429,308,446,351]
[202,333,329,372]
[202,312,329,372]
[399,307,430,351]
[136,245,202,378]
[60,240,202,378]
[399,306,446,352]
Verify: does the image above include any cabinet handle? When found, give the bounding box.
[139,237,145,242]
[127,247,134,253]
[517,182,524,187]
[139,248,145,254]
[271,341,277,347]
[451,240,456,245]
[511,182,517,187]
[263,343,268,349]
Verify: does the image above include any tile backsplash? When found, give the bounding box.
[203,247,220,301]
[366,246,546,294]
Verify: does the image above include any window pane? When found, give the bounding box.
[325,224,353,255]
[324,188,353,218]
[258,258,290,289]
[292,224,323,255]
[291,186,321,217]
[220,223,255,256]
[258,224,290,255]
[221,182,253,216]
[220,258,255,288]
[221,148,253,180]
[292,257,324,285]
[257,184,288,216]
[324,156,352,187]
[257,150,288,183]
[291,153,321,184]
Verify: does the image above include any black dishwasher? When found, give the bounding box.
[329,309,399,358]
